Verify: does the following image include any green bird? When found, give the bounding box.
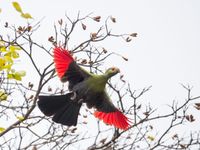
[38,47,130,130]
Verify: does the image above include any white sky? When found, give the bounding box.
[1,0,200,147]
[7,0,199,103]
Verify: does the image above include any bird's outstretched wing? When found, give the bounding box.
[94,92,130,130]
[53,47,91,90]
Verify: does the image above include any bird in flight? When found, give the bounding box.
[38,47,130,130]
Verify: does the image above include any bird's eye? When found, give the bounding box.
[111,68,115,71]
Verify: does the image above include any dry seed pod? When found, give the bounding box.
[130,33,137,37]
[81,59,87,64]
[126,37,132,42]
[81,23,87,30]
[4,22,8,28]
[91,33,97,39]
[48,36,54,42]
[93,16,101,22]
[122,56,128,61]
[110,16,116,23]
[27,26,32,32]
[58,19,63,25]
[102,47,107,53]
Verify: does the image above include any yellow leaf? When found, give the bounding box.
[21,13,32,19]
[8,71,25,81]
[0,91,8,101]
[12,2,23,13]
[5,52,12,57]
[0,41,5,46]
[11,69,15,73]
[13,73,22,81]
[147,135,155,141]
[4,56,13,63]
[3,64,12,70]
[7,73,14,79]
[0,58,6,67]
[11,51,19,58]
[0,8,2,13]
[16,70,26,77]
[0,127,5,133]
[17,116,24,121]
[0,47,7,52]
[9,45,21,51]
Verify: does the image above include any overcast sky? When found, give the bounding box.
[2,1,200,92]
[1,0,200,138]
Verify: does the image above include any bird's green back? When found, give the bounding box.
[86,74,108,92]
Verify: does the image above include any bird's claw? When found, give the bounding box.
[70,92,77,100]
[78,99,83,104]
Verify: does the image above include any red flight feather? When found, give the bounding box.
[94,110,130,130]
[53,47,74,79]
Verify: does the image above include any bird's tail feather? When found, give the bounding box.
[38,93,81,126]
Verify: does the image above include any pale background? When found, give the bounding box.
[0,0,200,148]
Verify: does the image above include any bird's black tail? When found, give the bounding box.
[38,93,81,126]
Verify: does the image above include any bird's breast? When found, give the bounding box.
[72,77,106,108]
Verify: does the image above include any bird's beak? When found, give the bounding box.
[116,68,120,73]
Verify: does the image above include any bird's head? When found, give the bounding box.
[105,67,120,78]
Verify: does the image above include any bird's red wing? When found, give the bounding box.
[53,47,90,89]
[94,93,130,130]
[53,47,74,79]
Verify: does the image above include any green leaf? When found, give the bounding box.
[21,13,32,19]
[12,2,23,13]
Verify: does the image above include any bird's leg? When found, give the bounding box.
[78,99,83,104]
[70,92,83,104]
[70,92,77,101]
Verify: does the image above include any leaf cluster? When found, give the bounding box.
[12,1,33,19]
[0,43,26,81]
